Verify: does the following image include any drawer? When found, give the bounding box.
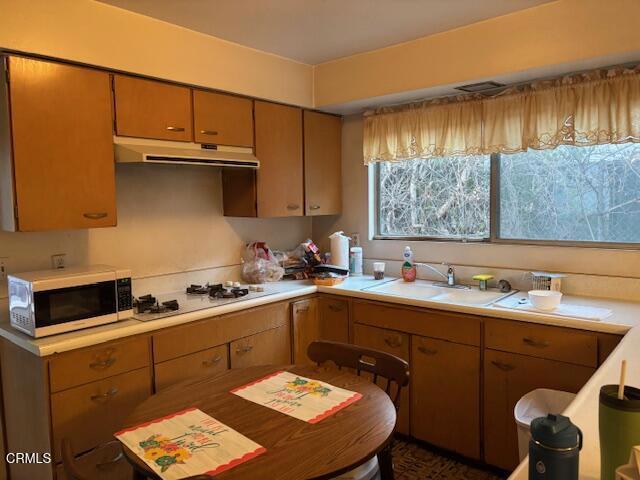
[230,324,291,369]
[155,345,229,391]
[353,300,481,346]
[49,336,151,392]
[51,367,152,462]
[153,301,288,362]
[485,319,598,367]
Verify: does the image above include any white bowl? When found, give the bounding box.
[528,290,562,311]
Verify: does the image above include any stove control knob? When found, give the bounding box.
[249,285,257,292]
[233,282,241,288]
[225,280,233,287]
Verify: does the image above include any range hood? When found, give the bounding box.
[114,136,259,168]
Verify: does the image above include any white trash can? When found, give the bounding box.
[514,388,577,461]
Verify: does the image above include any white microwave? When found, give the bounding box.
[8,265,133,338]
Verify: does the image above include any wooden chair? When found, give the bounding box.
[307,341,410,480]
[61,438,214,480]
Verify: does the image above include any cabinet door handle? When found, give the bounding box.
[236,345,253,355]
[287,204,300,211]
[384,336,402,348]
[89,355,116,370]
[90,387,119,401]
[296,306,309,313]
[202,355,222,367]
[523,337,550,348]
[166,126,185,132]
[417,346,438,356]
[309,205,321,210]
[491,360,515,372]
[328,304,343,312]
[83,212,108,220]
[200,130,218,135]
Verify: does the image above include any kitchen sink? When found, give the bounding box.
[364,279,517,307]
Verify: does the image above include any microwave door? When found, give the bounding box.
[32,280,117,336]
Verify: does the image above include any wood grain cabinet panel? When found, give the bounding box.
[317,296,350,343]
[49,336,150,392]
[155,345,229,391]
[230,324,291,369]
[483,350,595,470]
[411,335,480,459]
[51,367,152,462]
[292,298,320,364]
[353,323,410,435]
[353,300,481,346]
[5,56,116,231]
[303,110,342,216]
[254,101,303,217]
[485,318,598,367]
[193,90,253,146]
[114,75,192,141]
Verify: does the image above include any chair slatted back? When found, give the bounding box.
[307,341,409,408]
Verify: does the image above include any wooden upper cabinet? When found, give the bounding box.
[304,111,342,216]
[114,75,192,142]
[193,90,253,146]
[3,56,116,231]
[255,101,304,217]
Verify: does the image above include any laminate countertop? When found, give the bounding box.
[0,275,639,479]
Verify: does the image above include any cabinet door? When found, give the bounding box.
[193,90,253,146]
[484,350,595,470]
[255,101,303,217]
[304,111,342,216]
[155,345,229,391]
[353,324,410,435]
[292,299,319,364]
[412,336,480,459]
[8,57,116,231]
[230,324,291,369]
[317,297,349,343]
[114,75,192,141]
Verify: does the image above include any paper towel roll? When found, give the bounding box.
[329,231,350,270]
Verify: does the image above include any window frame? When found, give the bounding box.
[373,153,640,249]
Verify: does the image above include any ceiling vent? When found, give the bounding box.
[455,81,506,93]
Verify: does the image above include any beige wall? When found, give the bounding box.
[312,115,640,279]
[0,0,313,107]
[0,165,311,296]
[314,0,640,107]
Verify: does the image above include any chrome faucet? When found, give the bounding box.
[446,265,455,286]
[415,262,466,289]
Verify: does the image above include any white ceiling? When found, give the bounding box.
[98,0,553,64]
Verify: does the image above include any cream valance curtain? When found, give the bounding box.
[363,66,640,164]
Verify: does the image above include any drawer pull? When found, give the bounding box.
[491,361,515,372]
[287,204,300,210]
[309,205,321,210]
[83,212,108,220]
[90,387,119,401]
[523,337,550,348]
[202,355,222,367]
[200,129,219,135]
[89,356,116,370]
[418,346,438,356]
[236,345,253,355]
[328,304,344,312]
[384,336,402,348]
[166,126,185,132]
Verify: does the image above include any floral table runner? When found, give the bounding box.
[231,370,362,423]
[115,408,265,479]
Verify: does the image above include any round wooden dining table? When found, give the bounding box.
[119,364,396,480]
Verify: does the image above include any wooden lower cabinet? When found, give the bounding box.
[411,335,480,459]
[155,344,229,391]
[483,349,595,470]
[50,367,152,461]
[317,297,350,343]
[353,323,410,435]
[231,324,291,368]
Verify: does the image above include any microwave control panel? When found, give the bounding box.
[117,277,133,312]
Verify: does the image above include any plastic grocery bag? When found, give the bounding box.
[241,242,284,283]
